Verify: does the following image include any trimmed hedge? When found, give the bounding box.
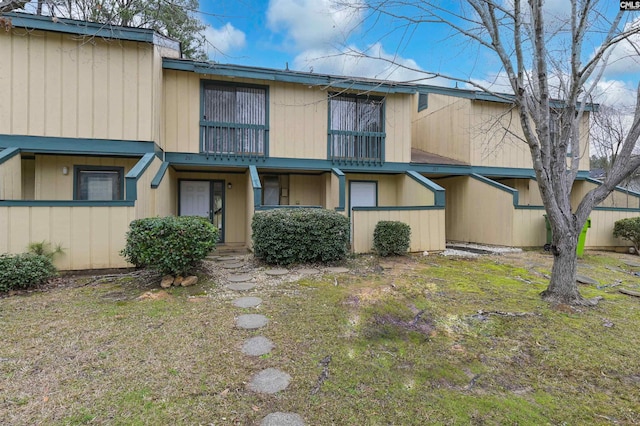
[0,253,58,292]
[613,217,640,254]
[252,208,350,265]
[121,216,219,275]
[373,221,411,256]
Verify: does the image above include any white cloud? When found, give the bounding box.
[267,0,364,50]
[598,18,640,77]
[292,42,448,85]
[204,23,246,59]
[592,79,637,110]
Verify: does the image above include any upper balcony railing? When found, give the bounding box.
[328,130,385,165]
[201,122,267,159]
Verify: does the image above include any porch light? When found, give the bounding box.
[62,166,69,175]
[227,182,232,190]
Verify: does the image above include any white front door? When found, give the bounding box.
[180,181,211,218]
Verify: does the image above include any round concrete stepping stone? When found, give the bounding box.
[236,314,269,329]
[265,268,289,276]
[227,282,257,291]
[233,296,262,308]
[205,255,221,261]
[228,274,253,282]
[221,262,244,269]
[576,274,599,285]
[242,336,275,356]
[298,268,319,274]
[623,260,640,268]
[217,255,240,261]
[248,368,291,394]
[261,412,305,426]
[326,267,349,273]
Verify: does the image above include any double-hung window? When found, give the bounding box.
[201,82,268,157]
[329,94,385,164]
[74,166,124,201]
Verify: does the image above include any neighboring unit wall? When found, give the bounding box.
[0,206,134,270]
[384,94,412,163]
[153,167,177,217]
[501,178,543,206]
[571,180,640,209]
[33,156,138,200]
[0,153,21,199]
[412,93,471,164]
[288,174,324,206]
[0,29,161,141]
[585,210,638,248]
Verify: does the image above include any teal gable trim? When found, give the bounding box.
[164,59,418,94]
[125,153,155,201]
[5,12,180,50]
[0,134,157,156]
[249,165,262,208]
[0,147,20,164]
[352,206,444,211]
[0,200,134,207]
[594,206,640,212]
[471,173,520,207]
[406,171,445,207]
[151,162,170,189]
[332,168,346,211]
[584,177,640,199]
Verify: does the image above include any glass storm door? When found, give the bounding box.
[179,180,225,242]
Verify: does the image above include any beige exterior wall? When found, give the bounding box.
[133,157,162,220]
[173,171,248,245]
[163,71,412,162]
[33,156,138,200]
[153,167,177,218]
[501,178,543,206]
[412,93,471,163]
[512,209,547,247]
[0,154,22,200]
[0,29,163,142]
[246,170,255,249]
[346,173,398,207]
[396,174,435,206]
[571,180,640,209]
[585,210,638,248]
[352,209,445,253]
[0,205,134,270]
[21,158,35,199]
[288,174,324,206]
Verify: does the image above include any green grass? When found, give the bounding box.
[1,251,640,424]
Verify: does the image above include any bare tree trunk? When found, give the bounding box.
[541,224,581,303]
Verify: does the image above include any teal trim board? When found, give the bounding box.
[406,171,445,207]
[5,12,180,50]
[125,153,156,201]
[0,200,134,207]
[249,165,262,208]
[0,147,20,165]
[585,177,640,199]
[0,134,157,156]
[151,162,170,189]
[331,168,346,211]
[470,174,520,207]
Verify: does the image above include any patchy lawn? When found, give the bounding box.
[1,251,640,425]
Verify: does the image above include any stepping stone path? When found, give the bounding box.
[227,283,256,291]
[242,336,275,356]
[236,314,269,329]
[622,260,640,268]
[576,274,599,285]
[260,413,305,426]
[219,254,352,425]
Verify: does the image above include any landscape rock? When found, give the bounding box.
[181,276,198,287]
[242,336,275,356]
[248,368,291,394]
[260,412,305,426]
[160,275,173,288]
[173,275,184,286]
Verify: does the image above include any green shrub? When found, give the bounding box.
[27,240,65,260]
[252,208,350,265]
[0,253,58,292]
[373,221,411,256]
[121,216,219,275]
[613,217,640,254]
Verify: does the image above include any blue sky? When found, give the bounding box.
[198,0,640,107]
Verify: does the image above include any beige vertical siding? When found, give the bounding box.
[585,210,639,248]
[133,157,162,220]
[0,29,159,141]
[173,171,247,245]
[288,174,323,206]
[0,154,22,199]
[396,174,435,206]
[512,209,547,247]
[352,209,445,253]
[33,156,138,200]
[411,93,471,163]
[500,178,543,206]
[384,94,412,163]
[21,158,35,199]
[327,173,338,210]
[153,167,177,217]
[0,205,134,270]
[437,176,515,245]
[246,169,255,249]
[571,180,640,209]
[269,82,328,160]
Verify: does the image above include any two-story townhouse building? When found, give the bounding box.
[1,13,637,271]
